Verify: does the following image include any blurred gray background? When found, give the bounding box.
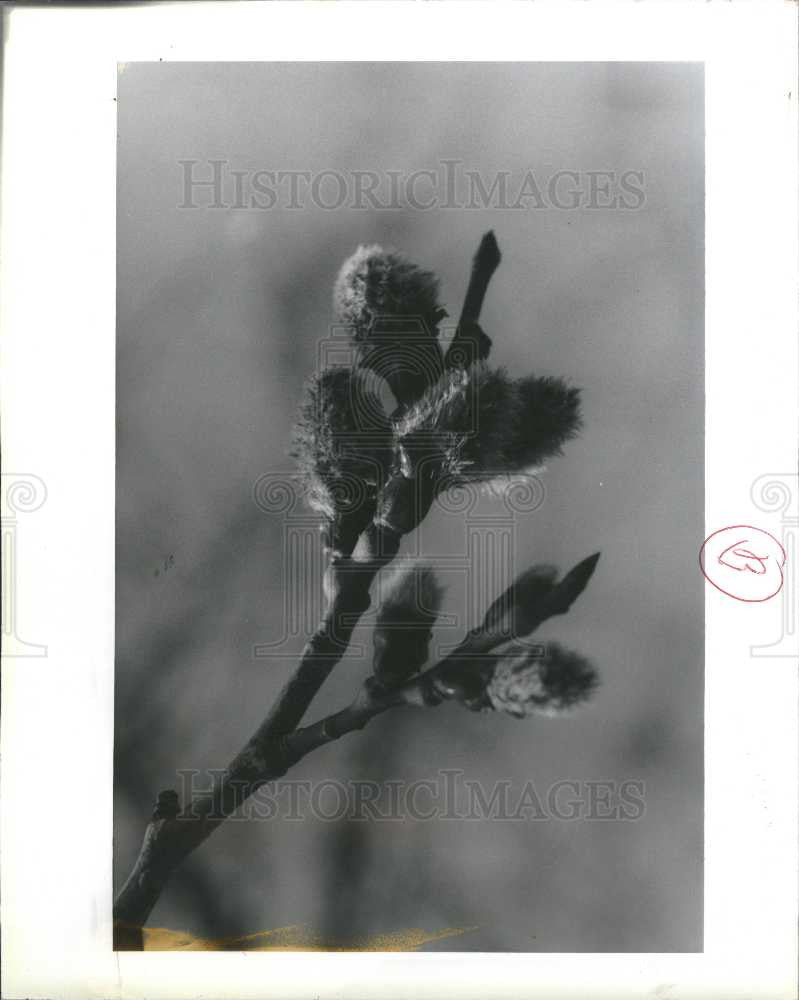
[115,62,703,951]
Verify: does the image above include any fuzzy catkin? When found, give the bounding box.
[394,363,582,488]
[333,245,446,405]
[373,564,443,687]
[487,641,598,718]
[333,245,443,342]
[377,563,443,627]
[291,367,394,553]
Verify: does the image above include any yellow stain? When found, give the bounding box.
[143,922,479,952]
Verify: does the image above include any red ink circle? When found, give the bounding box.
[699,525,786,603]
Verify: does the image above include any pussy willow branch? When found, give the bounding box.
[260,527,402,733]
[113,538,400,943]
[112,622,469,947]
[113,234,501,949]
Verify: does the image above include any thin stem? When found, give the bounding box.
[444,230,502,368]
[113,531,403,945]
[458,230,502,327]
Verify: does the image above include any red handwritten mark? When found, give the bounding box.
[717,541,768,575]
[700,526,785,602]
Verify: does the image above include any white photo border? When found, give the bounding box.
[1,2,797,998]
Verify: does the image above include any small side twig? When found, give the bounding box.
[445,229,502,368]
[112,551,600,947]
[458,229,502,327]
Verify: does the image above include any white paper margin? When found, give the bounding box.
[1,2,797,998]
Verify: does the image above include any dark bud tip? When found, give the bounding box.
[476,231,501,273]
[550,551,601,610]
[561,552,601,596]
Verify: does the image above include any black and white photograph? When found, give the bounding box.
[1,4,797,999]
[113,60,704,952]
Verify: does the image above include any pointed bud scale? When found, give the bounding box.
[478,553,601,647]
[480,564,559,642]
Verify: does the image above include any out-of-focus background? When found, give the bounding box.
[115,62,703,951]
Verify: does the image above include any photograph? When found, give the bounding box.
[113,60,704,953]
[3,3,798,998]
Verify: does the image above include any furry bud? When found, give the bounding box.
[394,363,581,493]
[373,564,443,688]
[510,374,582,470]
[291,367,393,556]
[333,245,445,405]
[487,642,598,718]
